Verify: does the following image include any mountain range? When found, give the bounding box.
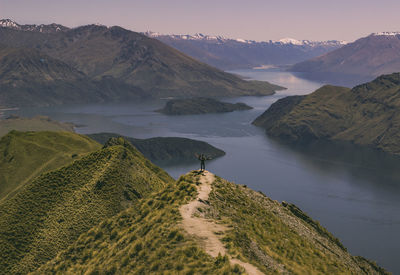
[253,72,400,156]
[0,19,282,107]
[0,18,68,33]
[290,32,400,86]
[146,31,346,70]
[0,17,394,275]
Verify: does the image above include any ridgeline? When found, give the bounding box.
[0,131,388,274]
[0,21,284,107]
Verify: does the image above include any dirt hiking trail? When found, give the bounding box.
[179,170,264,275]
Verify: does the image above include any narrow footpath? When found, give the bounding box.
[179,170,264,275]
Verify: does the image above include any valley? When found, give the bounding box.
[6,69,400,273]
[1,8,400,273]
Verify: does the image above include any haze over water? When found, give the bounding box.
[10,69,400,273]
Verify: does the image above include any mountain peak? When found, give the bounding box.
[276,37,348,46]
[0,19,19,29]
[371,31,400,37]
[277,37,304,45]
[0,18,68,33]
[144,31,346,47]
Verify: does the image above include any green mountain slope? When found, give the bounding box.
[0,137,173,274]
[0,131,100,200]
[35,171,386,274]
[0,116,74,137]
[35,172,241,275]
[207,176,384,274]
[88,132,225,163]
[253,73,400,155]
[0,23,284,108]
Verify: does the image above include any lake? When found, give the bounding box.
[9,69,400,273]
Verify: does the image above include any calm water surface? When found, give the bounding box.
[10,69,400,273]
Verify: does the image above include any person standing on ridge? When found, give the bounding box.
[196,154,211,171]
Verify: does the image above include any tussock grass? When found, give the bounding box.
[35,172,243,274]
[0,137,172,274]
[0,130,388,275]
[34,171,387,274]
[0,131,100,200]
[205,176,388,274]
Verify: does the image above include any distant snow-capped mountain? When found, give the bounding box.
[290,31,400,86]
[371,31,400,36]
[0,19,68,33]
[276,37,347,47]
[144,31,347,69]
[0,19,19,29]
[145,31,346,47]
[145,31,250,43]
[0,19,345,70]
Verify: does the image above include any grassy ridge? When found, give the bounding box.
[0,131,100,200]
[35,172,242,274]
[0,137,172,274]
[206,176,387,274]
[34,171,387,274]
[0,131,388,274]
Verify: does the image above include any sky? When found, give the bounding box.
[1,0,400,42]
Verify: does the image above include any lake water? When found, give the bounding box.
[9,69,400,273]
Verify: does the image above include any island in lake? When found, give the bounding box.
[157,97,253,115]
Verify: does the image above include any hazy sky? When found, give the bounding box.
[1,0,400,42]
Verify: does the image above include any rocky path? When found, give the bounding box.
[179,170,264,275]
